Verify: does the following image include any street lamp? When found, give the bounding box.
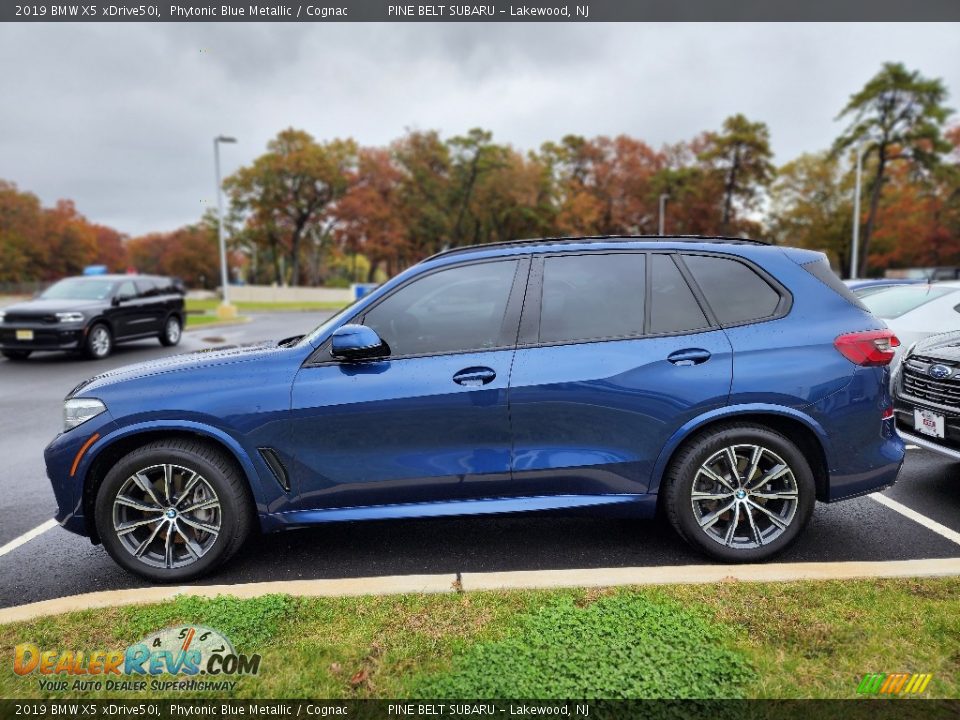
[850,140,865,280]
[214,135,237,319]
[658,194,669,236]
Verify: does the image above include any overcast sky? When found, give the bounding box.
[1,22,959,236]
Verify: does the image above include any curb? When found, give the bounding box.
[2,558,958,625]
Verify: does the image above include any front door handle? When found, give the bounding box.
[453,367,497,387]
[667,348,711,366]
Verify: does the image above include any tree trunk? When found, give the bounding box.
[858,152,887,278]
[721,148,740,233]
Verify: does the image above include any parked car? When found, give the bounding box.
[859,282,960,362]
[0,274,184,361]
[44,236,904,581]
[892,330,960,461]
[843,278,924,298]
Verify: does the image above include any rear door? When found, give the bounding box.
[506,251,733,497]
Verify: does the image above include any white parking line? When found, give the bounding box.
[905,444,920,450]
[0,519,57,559]
[870,493,960,546]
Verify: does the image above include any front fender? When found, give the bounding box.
[647,403,832,495]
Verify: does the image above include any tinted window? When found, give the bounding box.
[136,279,160,297]
[860,285,956,319]
[115,280,137,299]
[803,258,868,311]
[540,253,645,344]
[650,255,709,334]
[363,260,518,356]
[683,255,780,325]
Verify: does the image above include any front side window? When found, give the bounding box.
[539,253,646,344]
[115,280,137,299]
[682,254,781,325]
[363,260,519,357]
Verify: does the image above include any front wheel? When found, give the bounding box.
[159,315,182,347]
[663,423,815,563]
[95,440,252,582]
[84,323,113,360]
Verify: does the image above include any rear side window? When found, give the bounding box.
[802,258,868,311]
[540,253,645,344]
[682,255,780,325]
[649,255,709,334]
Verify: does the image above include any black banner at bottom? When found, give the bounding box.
[1,700,958,720]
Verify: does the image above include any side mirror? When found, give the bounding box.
[330,324,388,361]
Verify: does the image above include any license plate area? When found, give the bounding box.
[914,408,945,439]
[15,329,34,341]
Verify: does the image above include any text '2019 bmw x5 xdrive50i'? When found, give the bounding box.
[44,237,905,581]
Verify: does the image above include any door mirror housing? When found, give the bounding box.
[331,324,388,361]
[112,295,132,306]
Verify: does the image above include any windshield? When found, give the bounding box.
[861,285,955,319]
[40,278,115,300]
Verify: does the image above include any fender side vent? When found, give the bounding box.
[258,447,290,492]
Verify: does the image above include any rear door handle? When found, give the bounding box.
[667,348,711,366]
[453,367,497,387]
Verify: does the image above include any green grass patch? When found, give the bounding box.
[184,314,248,327]
[1,578,957,700]
[186,299,346,313]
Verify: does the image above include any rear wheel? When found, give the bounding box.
[95,440,252,582]
[84,323,113,360]
[2,350,31,361]
[159,315,182,347]
[664,423,815,563]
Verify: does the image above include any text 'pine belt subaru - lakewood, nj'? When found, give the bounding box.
[43,236,905,581]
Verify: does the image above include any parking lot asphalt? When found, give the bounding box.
[1,311,959,609]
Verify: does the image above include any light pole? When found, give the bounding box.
[658,193,669,236]
[214,135,237,319]
[850,140,865,280]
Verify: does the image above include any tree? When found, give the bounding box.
[127,221,220,289]
[226,129,356,286]
[699,114,775,232]
[834,62,952,276]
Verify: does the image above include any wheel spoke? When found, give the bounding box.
[751,490,799,501]
[131,472,162,507]
[691,490,735,501]
[173,524,204,559]
[180,498,220,514]
[744,446,763,485]
[724,447,741,484]
[115,516,162,536]
[744,503,764,546]
[134,520,165,557]
[698,500,736,530]
[723,502,741,545]
[174,472,202,507]
[164,523,175,568]
[178,515,220,537]
[698,465,736,492]
[114,495,163,514]
[746,499,788,530]
[162,465,174,506]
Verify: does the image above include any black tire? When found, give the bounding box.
[83,323,113,360]
[2,350,31,361]
[663,422,815,563]
[94,439,252,582]
[159,314,182,347]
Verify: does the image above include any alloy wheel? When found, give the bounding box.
[690,443,799,549]
[111,463,222,569]
[89,326,111,357]
[165,317,181,344]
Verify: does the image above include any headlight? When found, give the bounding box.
[64,398,106,431]
[56,312,85,323]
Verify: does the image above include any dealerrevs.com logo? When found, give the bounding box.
[857,673,933,695]
[14,625,262,693]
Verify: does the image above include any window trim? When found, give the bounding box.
[304,256,531,366]
[675,251,793,329]
[518,250,725,350]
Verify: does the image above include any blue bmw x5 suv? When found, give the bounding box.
[45,236,905,581]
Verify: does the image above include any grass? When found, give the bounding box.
[1,577,958,700]
[184,314,248,328]
[185,299,346,313]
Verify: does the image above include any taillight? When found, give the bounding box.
[834,330,901,366]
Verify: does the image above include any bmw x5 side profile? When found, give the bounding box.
[44,237,905,581]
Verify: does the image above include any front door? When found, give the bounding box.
[289,257,528,510]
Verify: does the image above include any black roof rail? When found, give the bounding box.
[425,234,770,261]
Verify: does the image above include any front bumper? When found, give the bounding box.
[896,427,960,461]
[0,322,86,351]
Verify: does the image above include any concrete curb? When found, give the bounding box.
[2,558,959,625]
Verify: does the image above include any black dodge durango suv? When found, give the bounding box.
[0,274,185,361]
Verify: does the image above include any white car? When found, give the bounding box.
[860,282,960,360]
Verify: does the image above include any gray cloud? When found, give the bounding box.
[1,22,958,235]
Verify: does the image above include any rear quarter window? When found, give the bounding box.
[801,258,868,311]
[681,254,782,326]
